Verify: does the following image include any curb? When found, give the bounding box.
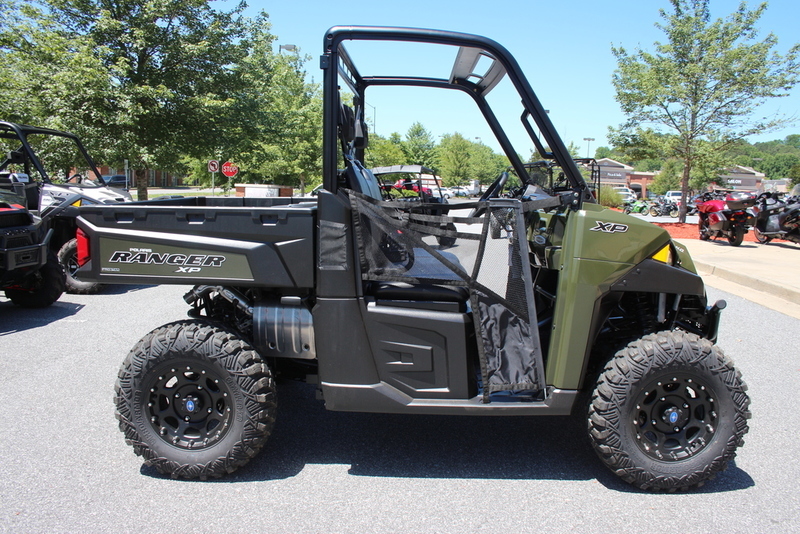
[693,259,800,306]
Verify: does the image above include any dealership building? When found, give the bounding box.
[596,158,766,197]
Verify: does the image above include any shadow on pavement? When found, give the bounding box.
[0,299,85,335]
[96,284,156,295]
[139,380,754,493]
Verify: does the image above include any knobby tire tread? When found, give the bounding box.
[58,238,101,294]
[587,330,750,491]
[115,320,277,479]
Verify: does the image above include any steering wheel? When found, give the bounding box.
[67,173,84,184]
[470,172,509,217]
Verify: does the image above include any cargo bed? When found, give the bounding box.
[77,196,317,289]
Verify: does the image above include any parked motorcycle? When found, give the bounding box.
[648,197,679,218]
[752,187,800,245]
[623,198,650,215]
[695,191,756,246]
[686,194,701,215]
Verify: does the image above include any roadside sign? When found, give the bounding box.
[208,160,219,173]
[221,161,239,178]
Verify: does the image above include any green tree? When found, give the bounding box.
[33,0,273,200]
[365,133,406,169]
[238,46,323,193]
[402,122,437,169]
[760,153,800,180]
[0,2,111,138]
[649,159,682,195]
[594,146,613,159]
[611,0,800,220]
[632,158,663,172]
[788,164,800,187]
[785,134,800,150]
[436,133,472,186]
[468,141,508,184]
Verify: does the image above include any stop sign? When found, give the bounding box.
[221,161,239,178]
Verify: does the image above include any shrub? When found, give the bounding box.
[598,185,623,208]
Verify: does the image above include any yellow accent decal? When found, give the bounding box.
[652,244,671,264]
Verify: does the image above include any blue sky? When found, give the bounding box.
[238,0,799,153]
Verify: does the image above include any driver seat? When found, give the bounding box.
[339,103,382,200]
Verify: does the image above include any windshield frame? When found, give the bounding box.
[321,26,591,205]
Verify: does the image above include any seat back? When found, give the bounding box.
[345,156,383,200]
[339,103,382,200]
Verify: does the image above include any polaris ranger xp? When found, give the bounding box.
[76,26,750,491]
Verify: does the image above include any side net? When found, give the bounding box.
[347,190,550,400]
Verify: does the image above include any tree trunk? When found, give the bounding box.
[135,168,148,201]
[679,160,691,223]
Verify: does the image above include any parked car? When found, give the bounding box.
[448,186,470,197]
[664,190,683,206]
[611,186,636,203]
[392,178,432,196]
[102,175,129,190]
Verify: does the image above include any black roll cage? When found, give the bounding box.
[0,122,104,185]
[321,26,592,205]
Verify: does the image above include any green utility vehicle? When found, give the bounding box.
[76,27,750,491]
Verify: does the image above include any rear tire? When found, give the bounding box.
[588,331,750,491]
[114,320,277,479]
[5,250,65,307]
[728,226,745,246]
[58,238,102,294]
[649,207,659,217]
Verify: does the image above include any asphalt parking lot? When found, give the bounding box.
[1,279,799,533]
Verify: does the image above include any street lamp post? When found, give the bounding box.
[279,44,297,53]
[364,102,376,135]
[583,137,595,158]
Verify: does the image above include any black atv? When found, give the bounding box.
[0,122,131,294]
[0,178,64,307]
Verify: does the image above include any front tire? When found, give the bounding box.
[115,321,277,479]
[754,228,772,244]
[588,331,750,491]
[58,238,102,294]
[649,207,659,217]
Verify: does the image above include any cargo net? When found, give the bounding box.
[347,190,547,401]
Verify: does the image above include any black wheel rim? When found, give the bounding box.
[144,359,234,450]
[65,252,80,277]
[631,374,718,462]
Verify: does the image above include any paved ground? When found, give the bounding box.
[681,238,800,317]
